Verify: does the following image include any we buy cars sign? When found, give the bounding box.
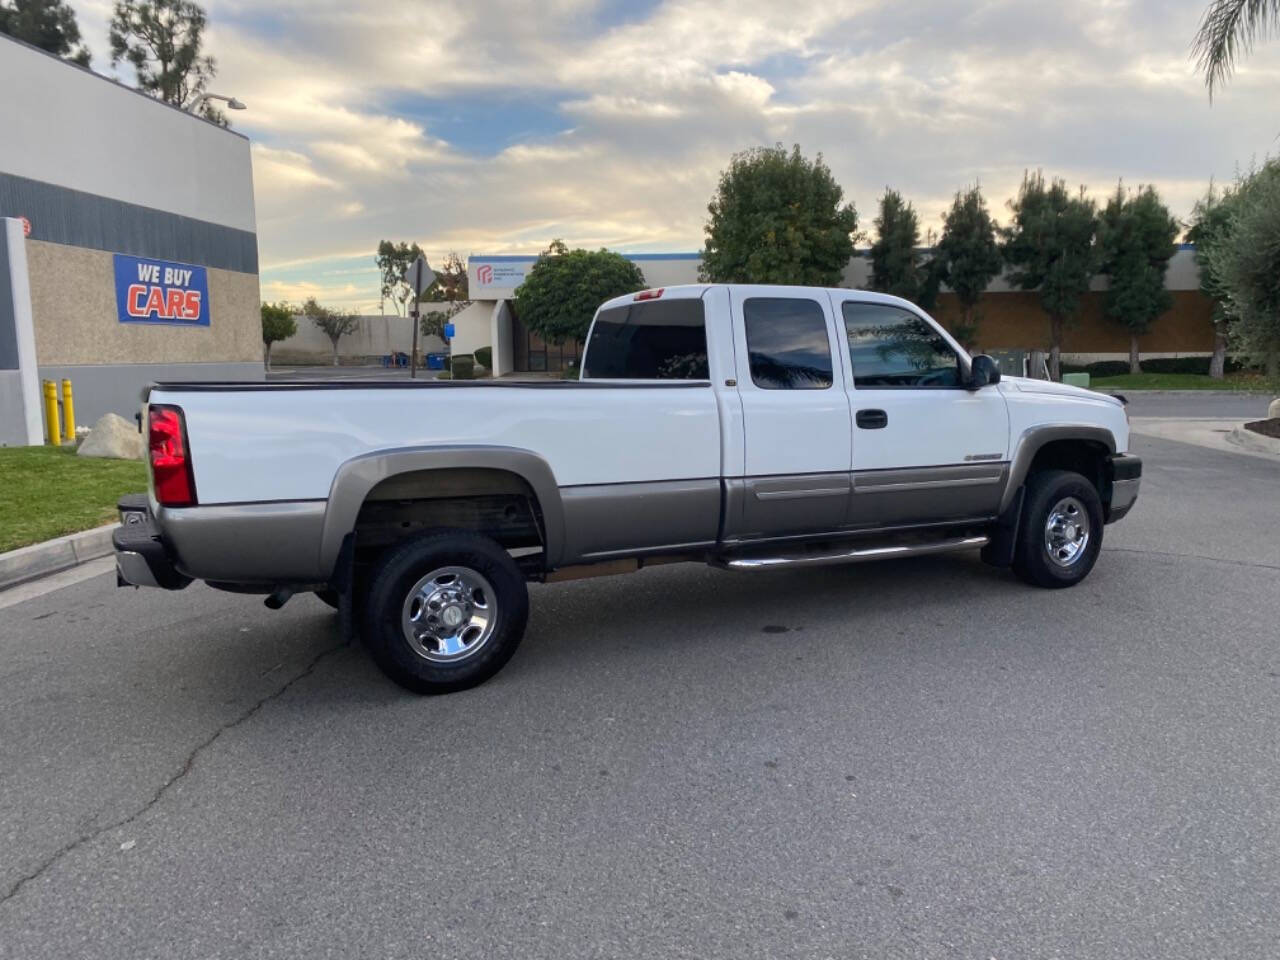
[114,254,210,326]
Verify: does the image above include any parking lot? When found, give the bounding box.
[1,424,1278,958]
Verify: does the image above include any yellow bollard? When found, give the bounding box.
[61,379,75,443]
[42,380,61,446]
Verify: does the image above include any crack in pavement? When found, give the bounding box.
[0,643,344,911]
[1107,546,1280,572]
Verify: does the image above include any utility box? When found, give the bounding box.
[1062,372,1091,388]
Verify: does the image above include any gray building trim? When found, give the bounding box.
[0,230,16,369]
[0,172,258,274]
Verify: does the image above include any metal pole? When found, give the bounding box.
[409,260,421,379]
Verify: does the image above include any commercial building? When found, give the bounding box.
[1,34,260,445]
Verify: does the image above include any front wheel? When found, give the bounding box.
[362,531,530,694]
[1011,469,1104,589]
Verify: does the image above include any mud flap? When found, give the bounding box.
[331,533,357,644]
[981,486,1024,568]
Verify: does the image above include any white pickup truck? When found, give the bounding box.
[114,284,1141,693]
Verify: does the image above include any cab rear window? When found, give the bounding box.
[582,299,709,380]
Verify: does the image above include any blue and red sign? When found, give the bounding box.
[114,254,209,326]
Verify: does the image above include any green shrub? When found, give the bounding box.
[451,355,475,380]
[435,371,452,380]
[473,346,493,370]
[1061,357,1247,378]
[1140,356,1245,375]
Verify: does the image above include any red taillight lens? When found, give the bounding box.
[634,288,664,301]
[148,405,197,507]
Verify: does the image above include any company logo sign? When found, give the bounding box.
[114,254,210,326]
[472,260,532,289]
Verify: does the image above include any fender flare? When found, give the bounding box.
[999,424,1117,513]
[318,445,566,575]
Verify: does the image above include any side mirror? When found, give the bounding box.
[967,354,1001,390]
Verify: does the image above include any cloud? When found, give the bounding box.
[69,0,1280,311]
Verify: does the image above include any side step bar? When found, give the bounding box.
[714,534,989,571]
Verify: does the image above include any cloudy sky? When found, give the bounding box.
[72,0,1279,312]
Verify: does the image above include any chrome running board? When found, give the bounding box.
[715,534,989,571]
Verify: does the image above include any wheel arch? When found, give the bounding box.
[999,424,1117,514]
[319,445,566,576]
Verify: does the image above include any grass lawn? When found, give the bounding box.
[1091,372,1277,392]
[0,445,146,553]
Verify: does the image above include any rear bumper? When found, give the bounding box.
[1106,454,1142,523]
[113,495,191,590]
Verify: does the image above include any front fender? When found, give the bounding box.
[999,424,1117,513]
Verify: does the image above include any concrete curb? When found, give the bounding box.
[1228,426,1280,457]
[0,524,116,592]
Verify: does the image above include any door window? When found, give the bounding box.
[743,298,833,390]
[842,301,961,388]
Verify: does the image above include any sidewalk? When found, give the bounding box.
[1130,417,1280,462]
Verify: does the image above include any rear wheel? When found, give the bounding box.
[1011,469,1104,589]
[362,530,529,694]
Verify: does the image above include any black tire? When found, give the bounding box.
[362,530,529,694]
[1011,469,1104,589]
[314,589,340,610]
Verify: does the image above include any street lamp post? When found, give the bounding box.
[187,93,247,115]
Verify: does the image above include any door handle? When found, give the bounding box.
[856,408,888,429]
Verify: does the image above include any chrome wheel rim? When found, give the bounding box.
[1044,496,1091,567]
[400,566,497,662]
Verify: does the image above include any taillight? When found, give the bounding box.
[634,288,664,301]
[148,404,197,507]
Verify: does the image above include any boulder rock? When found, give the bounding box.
[77,413,145,460]
[1268,397,1280,420]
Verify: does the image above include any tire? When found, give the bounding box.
[362,530,529,694]
[314,589,340,610]
[1011,469,1104,589]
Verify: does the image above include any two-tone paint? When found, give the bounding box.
[132,284,1135,589]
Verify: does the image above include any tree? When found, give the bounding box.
[1192,0,1280,95]
[934,184,1002,347]
[1001,172,1101,381]
[418,252,471,342]
[700,143,858,286]
[867,188,922,301]
[375,240,424,317]
[303,297,358,366]
[1187,182,1240,378]
[260,301,296,372]
[109,1,223,123]
[1098,184,1179,374]
[1207,159,1280,379]
[0,0,91,65]
[514,239,645,344]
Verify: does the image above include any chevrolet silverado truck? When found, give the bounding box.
[114,284,1141,693]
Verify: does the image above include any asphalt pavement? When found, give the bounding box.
[1111,390,1272,421]
[1,431,1278,958]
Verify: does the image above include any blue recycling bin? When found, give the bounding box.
[426,353,446,371]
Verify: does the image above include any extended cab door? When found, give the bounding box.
[832,296,1010,528]
[727,287,853,539]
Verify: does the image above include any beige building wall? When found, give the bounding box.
[25,239,260,365]
[271,313,446,364]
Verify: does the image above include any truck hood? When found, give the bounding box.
[1001,376,1124,407]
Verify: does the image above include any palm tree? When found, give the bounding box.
[1193,0,1280,95]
